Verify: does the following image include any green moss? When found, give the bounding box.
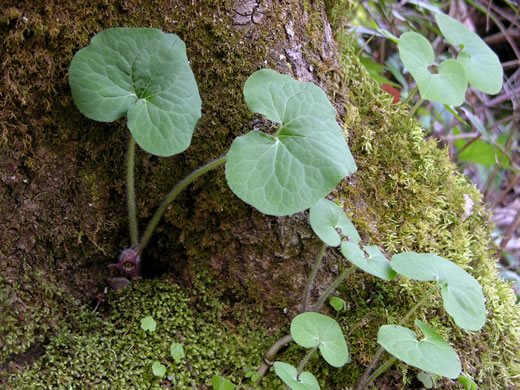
[4,275,286,389]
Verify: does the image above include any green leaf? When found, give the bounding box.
[329,296,346,312]
[273,362,320,390]
[398,31,467,106]
[390,252,486,330]
[309,199,361,246]
[69,28,201,156]
[458,374,479,390]
[170,342,184,363]
[151,361,166,377]
[377,319,462,379]
[435,13,503,94]
[416,372,434,388]
[341,242,397,281]
[290,312,349,367]
[211,375,235,390]
[225,69,357,216]
[454,128,509,168]
[140,315,157,332]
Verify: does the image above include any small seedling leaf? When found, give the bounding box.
[211,375,236,390]
[225,69,357,216]
[377,319,461,379]
[390,252,486,330]
[69,28,201,156]
[290,312,349,367]
[151,361,166,377]
[329,296,347,312]
[170,342,184,363]
[458,374,479,390]
[341,242,397,281]
[398,31,467,106]
[416,372,434,388]
[309,199,361,246]
[435,13,503,94]
[140,316,157,332]
[273,362,320,390]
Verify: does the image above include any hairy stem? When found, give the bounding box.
[137,155,227,256]
[356,283,440,390]
[127,135,138,246]
[297,346,318,374]
[254,334,293,387]
[302,242,327,311]
[311,265,356,312]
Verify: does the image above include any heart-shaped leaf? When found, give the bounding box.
[69,28,201,156]
[398,31,467,106]
[225,69,357,216]
[329,296,347,312]
[390,252,486,331]
[290,312,349,367]
[435,13,503,95]
[309,199,361,246]
[273,362,320,390]
[378,319,461,379]
[341,242,397,281]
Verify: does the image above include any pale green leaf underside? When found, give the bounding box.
[435,13,503,94]
[341,242,396,281]
[390,252,486,330]
[273,362,320,390]
[378,319,461,379]
[291,312,349,367]
[225,69,357,216]
[69,28,201,156]
[398,32,467,106]
[309,198,361,246]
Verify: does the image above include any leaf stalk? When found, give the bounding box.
[127,135,138,246]
[137,155,227,256]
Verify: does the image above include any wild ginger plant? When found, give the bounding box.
[69,28,357,277]
[69,27,487,389]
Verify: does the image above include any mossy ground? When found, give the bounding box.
[3,273,286,389]
[1,0,519,389]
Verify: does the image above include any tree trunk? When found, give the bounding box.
[1,0,518,388]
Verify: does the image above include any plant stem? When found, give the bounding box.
[359,357,397,390]
[137,155,227,256]
[310,265,356,312]
[407,97,424,120]
[254,334,293,387]
[127,135,138,246]
[297,346,318,374]
[355,283,440,390]
[403,85,418,105]
[302,242,327,311]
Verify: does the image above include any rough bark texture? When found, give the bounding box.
[1,0,519,388]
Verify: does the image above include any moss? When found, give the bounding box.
[4,274,286,389]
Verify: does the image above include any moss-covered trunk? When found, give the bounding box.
[1,1,519,388]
